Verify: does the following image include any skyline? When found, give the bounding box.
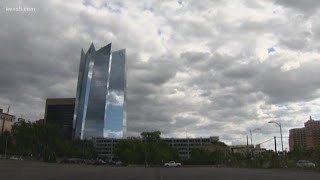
[1,0,320,150]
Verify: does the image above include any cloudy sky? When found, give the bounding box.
[1,0,320,150]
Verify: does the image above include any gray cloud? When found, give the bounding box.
[274,0,320,13]
[253,60,320,104]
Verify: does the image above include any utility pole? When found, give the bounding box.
[246,135,249,147]
[4,135,9,159]
[250,130,252,145]
[274,136,277,154]
[279,124,283,153]
[187,138,190,159]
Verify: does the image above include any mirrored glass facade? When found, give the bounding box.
[73,43,126,140]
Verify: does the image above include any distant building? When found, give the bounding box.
[163,136,219,159]
[229,145,254,155]
[304,117,320,149]
[0,108,15,134]
[44,98,75,138]
[289,128,306,151]
[93,136,219,160]
[93,138,119,159]
[17,117,26,122]
[194,141,230,157]
[35,119,45,125]
[289,116,320,151]
[253,144,268,157]
[229,144,268,157]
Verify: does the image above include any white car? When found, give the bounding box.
[9,156,23,161]
[296,160,316,168]
[164,161,181,167]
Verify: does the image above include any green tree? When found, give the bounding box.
[311,146,320,165]
[141,131,179,165]
[6,121,96,162]
[114,131,179,165]
[114,138,145,164]
[0,131,11,157]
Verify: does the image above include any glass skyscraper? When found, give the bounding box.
[73,43,126,140]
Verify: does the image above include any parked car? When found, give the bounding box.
[85,159,95,165]
[164,161,181,167]
[93,159,106,165]
[60,158,85,164]
[9,156,23,161]
[296,160,316,168]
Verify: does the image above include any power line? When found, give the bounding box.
[256,137,274,145]
[256,136,289,145]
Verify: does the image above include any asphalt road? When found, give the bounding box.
[1,160,320,180]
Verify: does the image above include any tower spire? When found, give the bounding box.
[87,42,95,54]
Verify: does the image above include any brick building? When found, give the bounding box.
[304,118,320,149]
[289,116,320,151]
[289,128,306,151]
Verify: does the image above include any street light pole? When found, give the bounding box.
[249,128,261,159]
[268,121,284,153]
[279,123,283,153]
[249,128,261,146]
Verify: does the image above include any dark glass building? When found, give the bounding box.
[73,43,126,140]
[44,98,75,138]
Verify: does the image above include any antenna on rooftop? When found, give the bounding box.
[185,128,187,138]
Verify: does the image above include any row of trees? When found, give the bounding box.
[2,124,319,168]
[113,131,179,165]
[0,121,96,162]
[112,131,265,166]
[187,146,226,165]
[114,131,320,168]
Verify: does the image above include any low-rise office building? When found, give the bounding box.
[229,145,254,155]
[93,136,219,160]
[163,136,219,159]
[35,119,45,125]
[229,144,268,157]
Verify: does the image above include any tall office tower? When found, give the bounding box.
[73,43,126,140]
